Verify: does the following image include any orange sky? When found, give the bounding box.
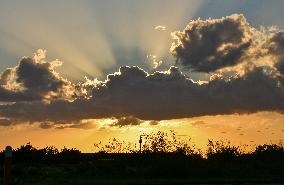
[1,111,283,153]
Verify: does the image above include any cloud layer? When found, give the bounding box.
[1,14,284,128]
[1,65,284,125]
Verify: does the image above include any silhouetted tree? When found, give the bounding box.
[206,140,241,160]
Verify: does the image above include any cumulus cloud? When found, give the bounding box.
[1,65,284,125]
[267,32,284,73]
[1,14,284,128]
[0,49,74,102]
[170,14,253,72]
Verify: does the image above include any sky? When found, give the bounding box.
[1,0,284,152]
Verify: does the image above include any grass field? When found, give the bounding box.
[2,176,284,185]
[3,163,284,185]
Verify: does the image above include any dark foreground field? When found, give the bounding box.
[1,131,284,185]
[1,143,284,185]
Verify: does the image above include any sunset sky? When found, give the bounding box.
[1,0,284,152]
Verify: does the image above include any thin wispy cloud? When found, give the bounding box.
[154,25,166,31]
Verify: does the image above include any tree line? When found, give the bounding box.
[0,131,284,182]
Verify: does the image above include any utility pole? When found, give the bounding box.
[139,134,148,153]
[4,146,12,185]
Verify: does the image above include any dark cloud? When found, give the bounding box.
[16,58,64,96]
[0,87,35,102]
[112,116,143,127]
[0,68,35,101]
[0,50,73,102]
[39,122,54,129]
[170,14,252,72]
[39,120,96,130]
[267,31,284,74]
[67,122,97,129]
[1,65,284,125]
[0,118,12,126]
[149,120,159,126]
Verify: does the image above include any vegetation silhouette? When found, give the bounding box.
[1,131,284,185]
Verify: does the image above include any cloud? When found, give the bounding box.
[2,14,284,128]
[39,122,54,129]
[66,122,97,129]
[0,49,74,102]
[267,32,284,74]
[39,120,97,130]
[1,65,284,125]
[146,54,163,69]
[149,120,159,126]
[0,118,12,126]
[191,120,206,126]
[170,14,253,72]
[154,25,166,31]
[112,116,143,127]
